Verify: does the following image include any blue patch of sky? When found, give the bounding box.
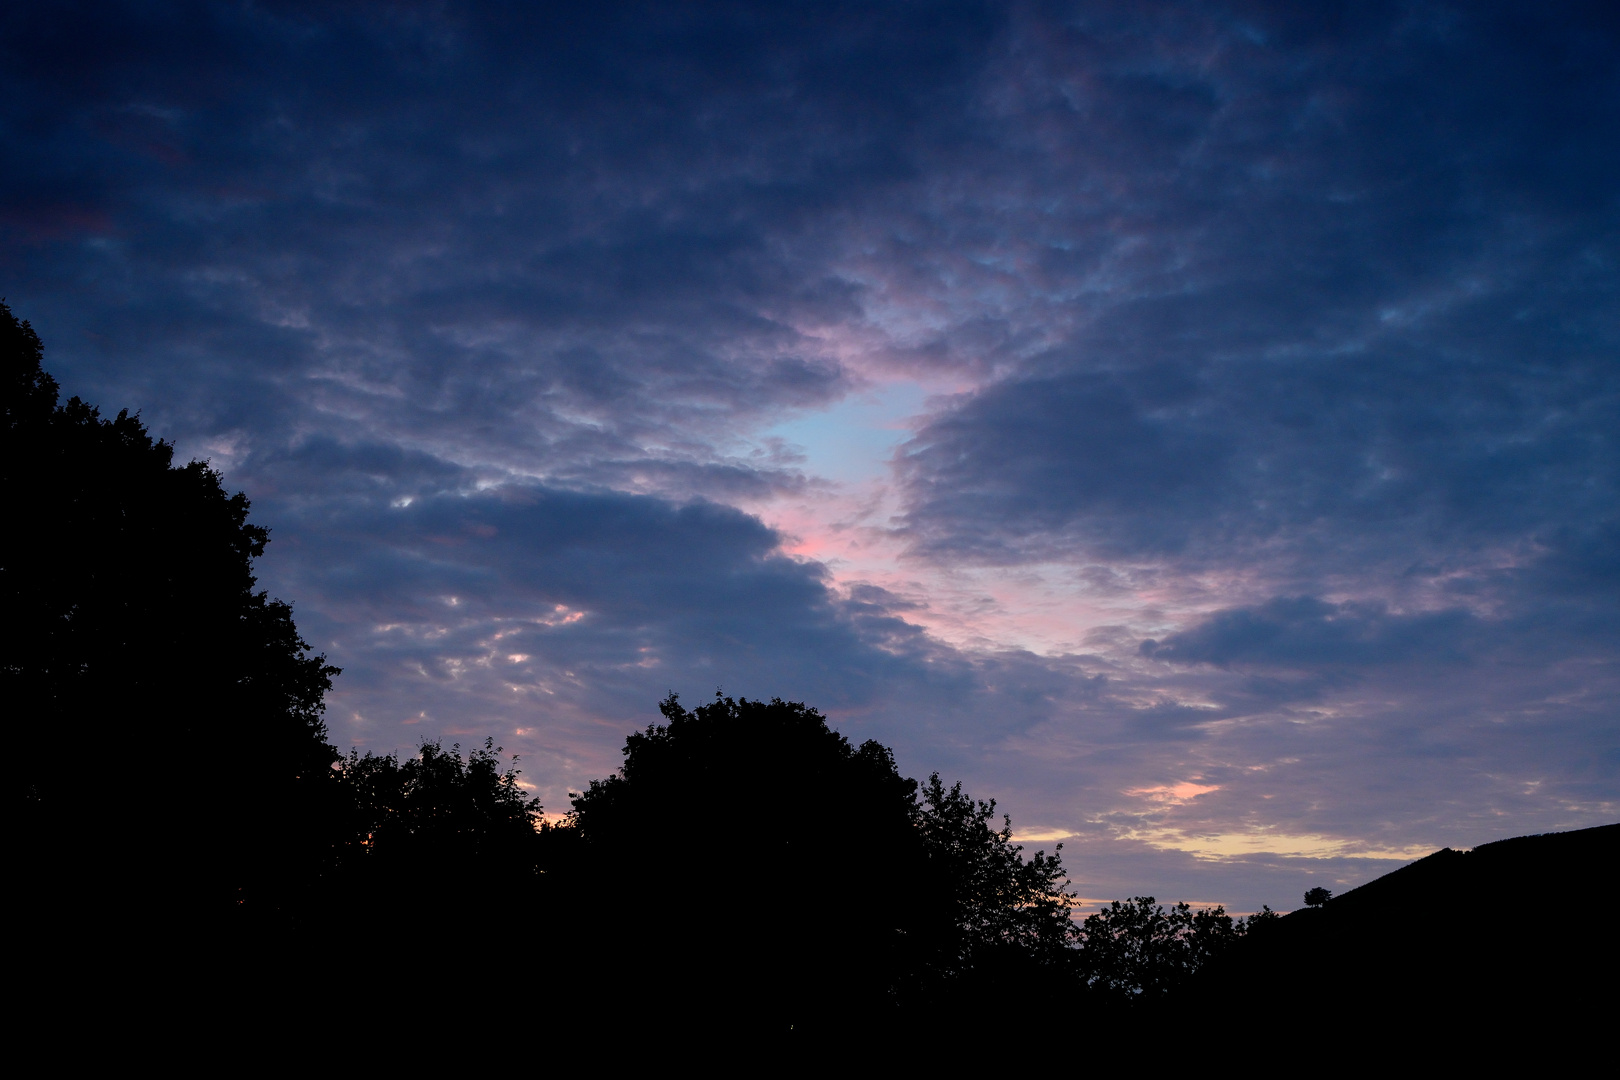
[761,381,929,488]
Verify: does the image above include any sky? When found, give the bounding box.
[4,0,1617,913]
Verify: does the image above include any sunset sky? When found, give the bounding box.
[5,1,1617,912]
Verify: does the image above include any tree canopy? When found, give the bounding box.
[4,299,339,933]
[563,694,923,1033]
[908,774,1077,987]
[1076,896,1278,1004]
[339,738,543,866]
[557,692,1088,1037]
[325,739,554,940]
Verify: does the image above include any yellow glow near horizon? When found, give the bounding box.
[1129,828,1438,862]
[1015,825,1439,863]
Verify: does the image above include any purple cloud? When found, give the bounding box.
[3,1,1616,917]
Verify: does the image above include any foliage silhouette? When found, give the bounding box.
[327,739,556,938]
[1076,896,1276,1004]
[565,692,921,1037]
[4,299,340,943]
[340,739,542,864]
[1303,885,1332,908]
[914,773,1077,963]
[563,692,1086,1041]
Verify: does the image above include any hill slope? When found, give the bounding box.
[1188,823,1618,1048]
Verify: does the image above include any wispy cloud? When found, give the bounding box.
[3,0,1616,914]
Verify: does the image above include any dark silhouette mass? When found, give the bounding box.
[1189,823,1619,1058]
[6,300,340,973]
[563,692,922,1034]
[329,738,551,931]
[560,692,1084,1042]
[1076,895,1276,1004]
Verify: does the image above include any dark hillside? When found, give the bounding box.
[1188,824,1618,1052]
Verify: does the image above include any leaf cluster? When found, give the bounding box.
[1076,895,1278,1003]
[338,738,544,867]
[913,773,1077,975]
[4,300,340,924]
[319,739,557,938]
[563,692,1087,1033]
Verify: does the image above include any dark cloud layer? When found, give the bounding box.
[895,2,1620,575]
[1141,596,1480,669]
[4,2,1616,912]
[2,0,1001,475]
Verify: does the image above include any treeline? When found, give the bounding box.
[321,694,1280,1031]
[262,694,1285,1040]
[6,301,1271,1044]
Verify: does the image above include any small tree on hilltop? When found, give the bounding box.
[1304,886,1333,909]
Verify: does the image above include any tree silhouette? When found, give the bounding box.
[1076,896,1278,1004]
[340,739,542,865]
[4,300,340,942]
[329,739,553,937]
[565,693,921,1037]
[911,773,1076,971]
[1304,886,1333,908]
[560,692,1090,1040]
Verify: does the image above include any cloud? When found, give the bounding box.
[243,450,995,771]
[883,2,1620,608]
[3,1,1616,914]
[1140,597,1480,669]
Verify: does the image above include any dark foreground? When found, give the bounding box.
[1181,823,1618,1063]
